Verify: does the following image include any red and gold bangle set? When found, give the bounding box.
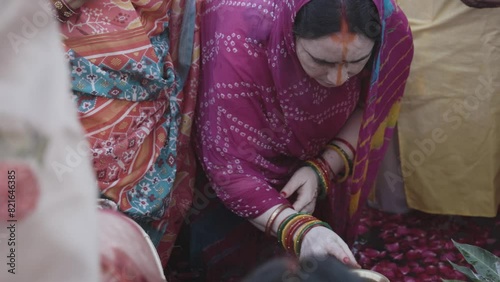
[305,156,333,199]
[306,137,356,197]
[263,139,355,256]
[265,204,333,257]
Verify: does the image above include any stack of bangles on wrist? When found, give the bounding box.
[304,137,356,197]
[329,137,357,182]
[305,156,332,199]
[50,0,80,22]
[326,138,355,183]
[276,212,332,257]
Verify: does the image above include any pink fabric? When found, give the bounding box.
[196,0,413,240]
[99,210,166,282]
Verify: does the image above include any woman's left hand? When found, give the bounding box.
[280,166,319,214]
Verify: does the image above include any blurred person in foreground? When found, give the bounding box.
[0,1,98,281]
[0,0,167,281]
[244,256,363,282]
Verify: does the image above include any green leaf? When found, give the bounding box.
[448,261,481,282]
[441,280,466,282]
[452,239,500,282]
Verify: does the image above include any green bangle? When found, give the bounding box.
[329,143,353,172]
[277,213,299,245]
[305,161,328,199]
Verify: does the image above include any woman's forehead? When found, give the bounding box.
[303,35,373,56]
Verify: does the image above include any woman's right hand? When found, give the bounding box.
[280,166,319,214]
[250,205,360,268]
[298,226,360,268]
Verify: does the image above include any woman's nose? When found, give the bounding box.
[326,65,349,86]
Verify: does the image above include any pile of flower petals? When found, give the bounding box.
[354,207,500,281]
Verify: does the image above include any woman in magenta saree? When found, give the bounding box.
[192,0,413,279]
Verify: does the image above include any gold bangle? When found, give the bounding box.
[51,0,79,22]
[281,214,310,247]
[293,219,322,255]
[265,204,290,236]
[294,220,331,256]
[329,143,353,169]
[61,0,77,14]
[327,144,350,182]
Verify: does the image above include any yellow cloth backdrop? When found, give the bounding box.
[397,0,500,216]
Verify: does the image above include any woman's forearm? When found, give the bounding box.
[249,205,296,236]
[250,107,364,234]
[335,107,364,148]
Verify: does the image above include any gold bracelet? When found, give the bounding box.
[327,144,351,183]
[265,204,290,236]
[51,0,81,22]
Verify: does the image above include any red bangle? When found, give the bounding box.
[315,158,329,179]
[317,155,336,182]
[333,137,356,158]
[295,223,317,256]
[285,216,315,251]
[306,159,329,198]
[295,221,332,256]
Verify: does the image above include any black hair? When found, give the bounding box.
[293,0,381,41]
[243,256,364,282]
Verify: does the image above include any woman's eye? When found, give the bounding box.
[314,59,335,66]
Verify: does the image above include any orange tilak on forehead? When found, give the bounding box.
[330,15,357,45]
[330,2,357,85]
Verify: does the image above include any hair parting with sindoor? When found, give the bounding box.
[293,0,381,40]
